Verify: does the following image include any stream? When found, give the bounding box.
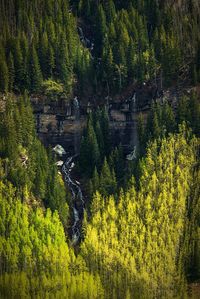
[62,155,84,245]
[61,92,137,245]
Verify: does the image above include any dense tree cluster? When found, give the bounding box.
[77,95,200,298]
[0,95,69,227]
[138,93,200,155]
[0,96,199,298]
[0,1,200,298]
[0,0,92,95]
[0,178,104,298]
[79,108,110,176]
[76,0,200,93]
[0,95,105,298]
[81,126,200,298]
[0,0,200,97]
[1,108,199,297]
[79,108,127,199]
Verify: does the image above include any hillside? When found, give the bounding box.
[0,1,200,298]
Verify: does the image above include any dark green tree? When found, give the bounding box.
[100,158,117,196]
[104,0,116,22]
[13,39,25,91]
[7,52,15,91]
[95,5,107,55]
[0,57,9,92]
[29,45,43,92]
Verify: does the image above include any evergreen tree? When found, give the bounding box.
[39,31,49,78]
[92,166,100,193]
[7,52,15,91]
[87,117,100,174]
[102,46,115,93]
[95,5,107,55]
[79,115,100,176]
[104,0,116,23]
[46,45,55,78]
[100,158,116,196]
[100,108,110,155]
[79,0,91,19]
[13,39,25,91]
[0,57,8,92]
[95,120,104,158]
[29,45,43,93]
[127,38,136,81]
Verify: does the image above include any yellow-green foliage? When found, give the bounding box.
[81,127,199,298]
[0,180,104,298]
[42,80,64,97]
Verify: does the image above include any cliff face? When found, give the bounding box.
[33,82,194,154]
[33,100,139,154]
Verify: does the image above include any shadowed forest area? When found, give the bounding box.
[0,0,200,298]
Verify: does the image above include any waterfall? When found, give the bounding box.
[73,97,81,154]
[62,155,84,245]
[125,92,138,158]
[130,92,138,150]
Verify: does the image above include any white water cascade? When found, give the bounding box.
[62,155,84,245]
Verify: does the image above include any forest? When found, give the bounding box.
[0,0,200,298]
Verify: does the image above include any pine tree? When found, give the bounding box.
[13,39,24,91]
[177,96,189,124]
[46,45,55,78]
[7,52,15,91]
[92,167,100,193]
[127,38,136,81]
[80,0,91,19]
[79,115,100,176]
[39,31,49,78]
[102,46,115,93]
[87,117,100,174]
[95,120,104,158]
[0,57,9,92]
[29,45,43,93]
[90,191,104,215]
[162,102,175,134]
[100,158,116,196]
[95,5,107,55]
[104,0,116,23]
[109,145,124,182]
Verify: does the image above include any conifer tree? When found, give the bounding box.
[79,115,100,176]
[87,117,100,174]
[46,45,55,78]
[7,52,15,91]
[56,36,71,85]
[95,120,104,158]
[127,38,136,81]
[80,0,91,19]
[100,158,116,196]
[100,108,110,155]
[95,5,107,55]
[92,167,100,193]
[29,45,43,93]
[13,39,24,91]
[102,46,115,93]
[39,31,49,78]
[104,0,116,23]
[0,58,9,92]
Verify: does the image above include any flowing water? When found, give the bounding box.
[62,155,84,244]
